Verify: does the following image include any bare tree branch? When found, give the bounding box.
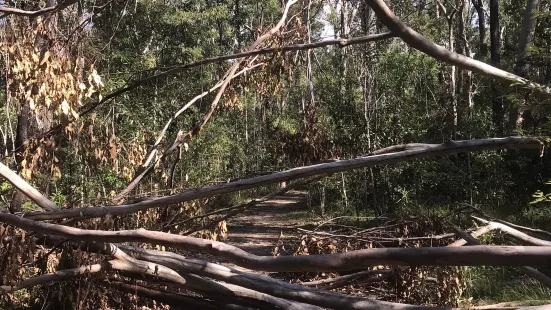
[22,137,542,221]
[370,143,433,155]
[120,246,441,309]
[184,273,323,310]
[0,162,58,211]
[365,0,551,95]
[300,269,392,287]
[140,63,264,171]
[448,225,494,247]
[0,262,107,294]
[470,216,551,246]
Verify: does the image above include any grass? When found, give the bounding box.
[274,209,318,226]
[462,266,551,306]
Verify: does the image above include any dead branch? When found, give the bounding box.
[298,227,460,242]
[448,225,494,247]
[35,240,295,309]
[0,262,107,294]
[0,254,189,298]
[322,273,391,290]
[300,269,393,287]
[23,137,541,221]
[370,143,433,155]
[466,205,551,238]
[151,32,393,77]
[493,219,551,239]
[365,0,551,95]
[4,214,551,272]
[184,273,323,310]
[120,245,441,309]
[139,63,264,171]
[0,162,58,211]
[471,216,551,246]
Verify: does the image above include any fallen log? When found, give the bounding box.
[23,137,542,221]
[3,213,551,272]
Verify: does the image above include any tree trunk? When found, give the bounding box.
[509,0,540,131]
[490,0,503,136]
[10,102,30,213]
[10,0,59,213]
[471,0,486,56]
[489,0,501,65]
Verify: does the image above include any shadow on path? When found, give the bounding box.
[225,190,310,257]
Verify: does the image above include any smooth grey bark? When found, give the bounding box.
[509,0,541,130]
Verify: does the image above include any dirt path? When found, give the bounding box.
[225,190,310,257]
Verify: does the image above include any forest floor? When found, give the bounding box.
[223,190,317,270]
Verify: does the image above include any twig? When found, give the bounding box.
[301,269,392,286]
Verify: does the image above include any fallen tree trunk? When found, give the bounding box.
[23,137,542,221]
[108,281,240,310]
[183,273,323,310]
[4,213,551,272]
[120,246,428,310]
[471,216,551,246]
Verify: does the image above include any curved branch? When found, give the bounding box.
[140,63,264,170]
[365,0,551,95]
[0,254,187,295]
[183,273,322,310]
[300,270,392,287]
[471,216,551,246]
[23,137,542,221]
